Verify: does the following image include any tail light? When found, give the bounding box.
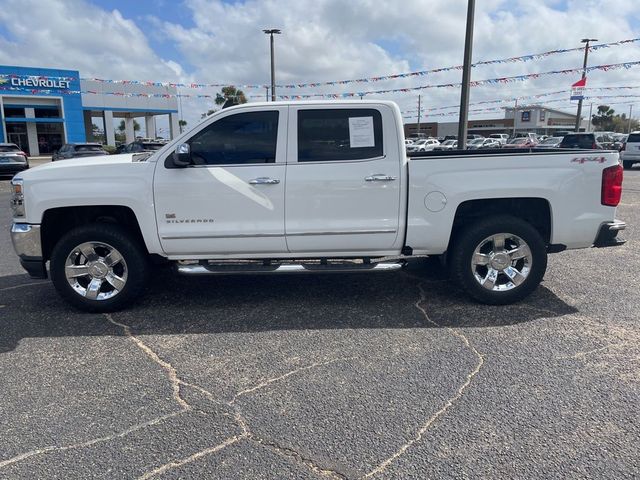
[601,164,623,207]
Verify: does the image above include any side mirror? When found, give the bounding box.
[172,143,191,167]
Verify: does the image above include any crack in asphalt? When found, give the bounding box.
[249,435,348,480]
[362,281,485,479]
[137,434,247,480]
[0,411,184,469]
[230,356,355,405]
[0,281,48,292]
[104,314,191,410]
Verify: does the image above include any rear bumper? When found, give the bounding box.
[0,163,29,175]
[593,220,626,248]
[10,223,47,278]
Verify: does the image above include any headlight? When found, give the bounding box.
[10,178,25,217]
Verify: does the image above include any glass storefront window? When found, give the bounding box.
[6,123,29,155]
[4,106,25,118]
[35,107,61,118]
[36,123,65,154]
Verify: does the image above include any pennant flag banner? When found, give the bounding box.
[2,61,640,101]
[76,36,640,90]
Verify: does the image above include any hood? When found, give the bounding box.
[17,154,150,182]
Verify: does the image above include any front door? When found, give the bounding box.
[285,105,403,254]
[154,106,288,257]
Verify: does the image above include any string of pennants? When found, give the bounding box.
[402,95,640,119]
[1,37,638,90]
[3,61,639,101]
[403,89,640,115]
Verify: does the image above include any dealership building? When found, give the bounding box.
[0,65,179,156]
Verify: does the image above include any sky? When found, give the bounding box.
[0,0,639,133]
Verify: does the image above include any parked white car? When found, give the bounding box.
[10,100,625,311]
[621,131,640,169]
[406,138,440,152]
[467,138,501,149]
[489,134,508,145]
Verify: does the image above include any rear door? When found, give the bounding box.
[284,105,403,254]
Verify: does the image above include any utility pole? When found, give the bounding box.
[263,29,281,101]
[177,88,184,134]
[416,95,422,136]
[512,99,518,138]
[457,0,475,149]
[629,104,634,133]
[265,86,269,102]
[587,103,593,132]
[575,38,598,132]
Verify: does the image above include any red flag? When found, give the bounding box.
[572,77,587,88]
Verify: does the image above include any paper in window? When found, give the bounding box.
[348,117,375,148]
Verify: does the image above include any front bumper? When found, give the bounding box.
[10,223,47,278]
[593,220,626,248]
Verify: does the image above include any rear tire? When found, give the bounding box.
[449,215,547,305]
[50,223,149,312]
[623,160,634,170]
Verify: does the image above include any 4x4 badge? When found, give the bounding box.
[571,156,606,164]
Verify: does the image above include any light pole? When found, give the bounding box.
[263,29,281,102]
[457,0,475,149]
[575,38,598,132]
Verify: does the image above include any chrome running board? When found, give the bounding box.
[176,261,405,276]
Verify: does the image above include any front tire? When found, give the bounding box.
[50,223,149,312]
[623,160,634,170]
[449,215,547,305]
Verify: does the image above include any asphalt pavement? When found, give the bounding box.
[0,167,638,479]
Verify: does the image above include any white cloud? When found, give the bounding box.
[0,0,639,129]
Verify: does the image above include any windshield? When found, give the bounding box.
[541,137,560,144]
[142,143,164,150]
[509,138,528,144]
[470,139,484,145]
[76,145,105,152]
[443,140,455,146]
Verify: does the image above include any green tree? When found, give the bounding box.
[178,119,188,133]
[215,85,247,106]
[591,105,615,131]
[201,86,248,118]
[117,119,141,133]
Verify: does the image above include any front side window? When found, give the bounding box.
[189,111,279,165]
[298,109,383,162]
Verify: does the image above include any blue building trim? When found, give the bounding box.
[5,117,65,123]
[83,106,178,113]
[3,104,60,110]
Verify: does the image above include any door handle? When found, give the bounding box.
[365,174,397,182]
[249,177,280,185]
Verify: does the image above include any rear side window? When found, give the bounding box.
[0,145,20,152]
[561,134,595,149]
[190,111,279,165]
[298,109,383,162]
[627,133,640,143]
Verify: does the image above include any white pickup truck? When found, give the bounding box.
[10,101,626,311]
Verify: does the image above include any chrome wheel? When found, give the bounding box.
[471,233,532,292]
[64,241,128,301]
